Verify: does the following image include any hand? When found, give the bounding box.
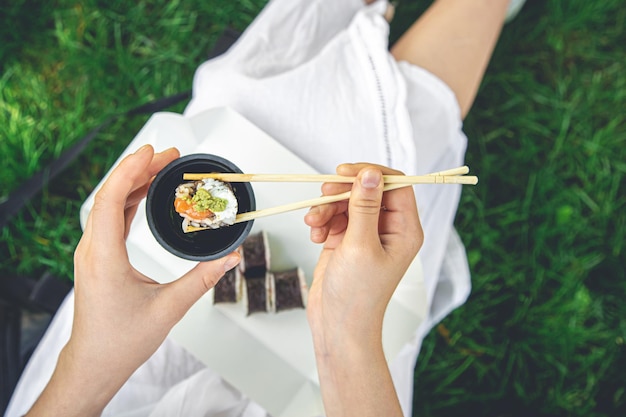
[304,163,423,337]
[26,145,241,417]
[304,163,423,417]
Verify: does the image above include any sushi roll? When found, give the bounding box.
[270,267,308,312]
[240,230,270,276]
[213,267,242,304]
[174,179,238,231]
[244,272,272,315]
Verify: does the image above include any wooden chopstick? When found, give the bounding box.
[182,166,478,232]
[233,182,411,223]
[426,166,470,176]
[182,165,474,185]
[184,182,412,232]
[183,173,476,184]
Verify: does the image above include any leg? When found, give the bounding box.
[390,0,509,119]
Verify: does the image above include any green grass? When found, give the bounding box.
[1,0,625,416]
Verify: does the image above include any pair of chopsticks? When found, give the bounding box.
[182,166,477,232]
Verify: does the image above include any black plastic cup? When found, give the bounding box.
[146,154,255,261]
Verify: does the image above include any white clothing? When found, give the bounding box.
[6,1,471,416]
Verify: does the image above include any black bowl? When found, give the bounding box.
[146,154,255,261]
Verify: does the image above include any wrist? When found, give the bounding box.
[309,311,402,417]
[309,304,384,359]
[308,299,385,344]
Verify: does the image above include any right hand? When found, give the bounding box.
[303,163,422,417]
[304,163,423,339]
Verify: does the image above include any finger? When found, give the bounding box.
[319,163,387,197]
[323,213,349,249]
[148,147,180,178]
[339,163,417,214]
[163,252,242,319]
[89,145,156,255]
[305,206,328,243]
[81,147,179,249]
[344,167,384,246]
[304,201,348,228]
[125,147,179,208]
[336,162,405,177]
[124,205,140,239]
[311,214,348,282]
[305,201,349,243]
[121,180,155,239]
[125,181,152,210]
[121,148,180,237]
[309,210,348,244]
[119,147,179,211]
[321,181,352,197]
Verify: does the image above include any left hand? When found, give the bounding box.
[27,145,241,417]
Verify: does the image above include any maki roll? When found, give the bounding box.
[206,229,310,316]
[244,272,272,315]
[270,267,308,312]
[174,179,238,231]
[240,230,270,276]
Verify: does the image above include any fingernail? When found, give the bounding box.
[223,254,241,272]
[361,169,381,189]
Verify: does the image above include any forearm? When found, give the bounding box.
[312,319,403,417]
[25,343,124,417]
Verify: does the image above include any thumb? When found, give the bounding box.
[344,168,384,245]
[165,252,241,318]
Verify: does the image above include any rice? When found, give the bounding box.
[174,179,238,231]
